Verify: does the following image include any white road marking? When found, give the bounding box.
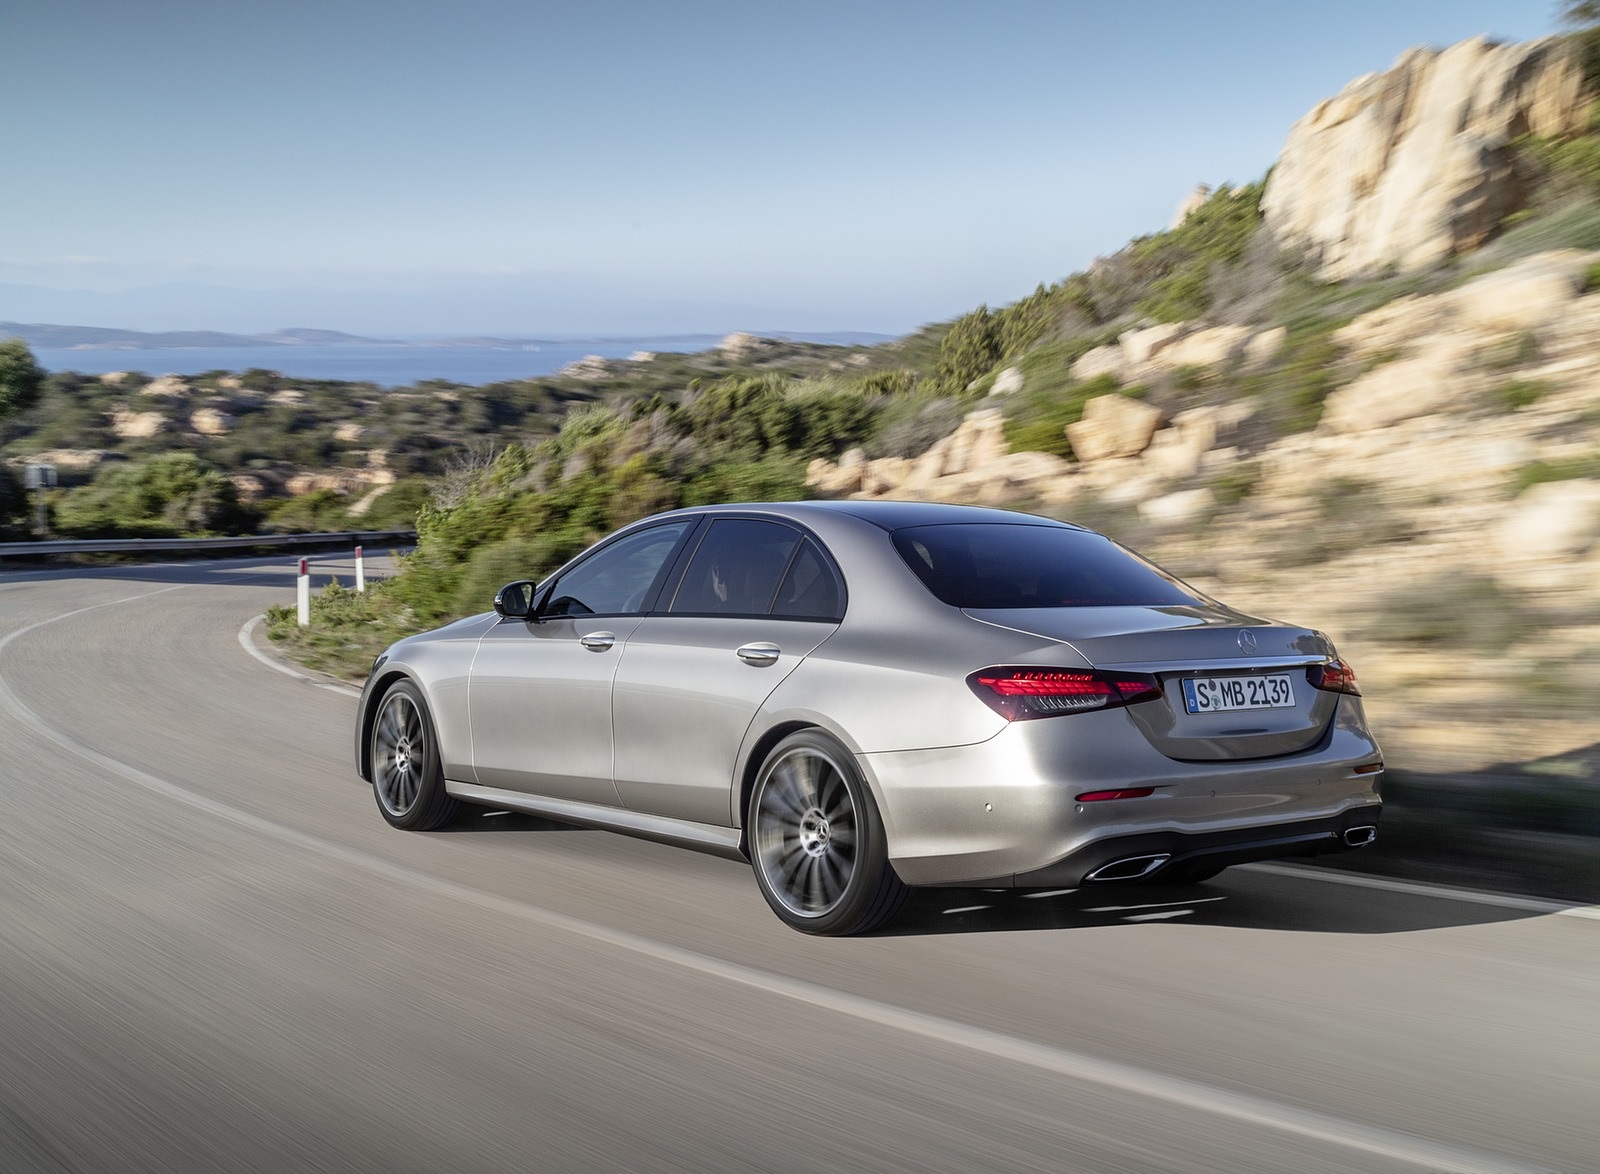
[0,585,1566,1174]
[941,905,991,915]
[1123,910,1195,922]
[1244,862,1600,921]
[1020,888,1076,899]
[1084,897,1227,912]
[237,614,361,697]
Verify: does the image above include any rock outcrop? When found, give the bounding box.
[1262,37,1589,279]
[1322,248,1600,433]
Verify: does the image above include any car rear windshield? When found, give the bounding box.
[892,523,1203,609]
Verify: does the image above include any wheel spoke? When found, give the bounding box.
[763,767,809,822]
[817,851,847,904]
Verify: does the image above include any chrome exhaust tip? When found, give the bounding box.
[1085,854,1171,882]
[1342,825,1377,848]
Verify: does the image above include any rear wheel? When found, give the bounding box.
[370,680,460,830]
[749,730,906,936]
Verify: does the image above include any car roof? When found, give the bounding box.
[683,499,1079,532]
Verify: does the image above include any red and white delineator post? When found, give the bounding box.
[297,557,311,627]
[355,545,366,593]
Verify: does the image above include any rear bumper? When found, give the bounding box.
[1007,807,1380,888]
[861,695,1383,886]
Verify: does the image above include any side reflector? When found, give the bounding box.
[1075,787,1156,802]
[1353,762,1383,775]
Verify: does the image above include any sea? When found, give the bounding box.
[31,333,894,388]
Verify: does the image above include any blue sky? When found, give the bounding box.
[0,0,1566,336]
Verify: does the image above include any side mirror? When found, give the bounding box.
[493,580,538,619]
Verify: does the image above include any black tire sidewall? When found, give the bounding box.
[749,730,896,936]
[371,679,454,830]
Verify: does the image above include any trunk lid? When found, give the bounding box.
[964,604,1340,761]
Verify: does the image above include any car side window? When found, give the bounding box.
[670,520,800,616]
[543,522,692,617]
[771,539,845,621]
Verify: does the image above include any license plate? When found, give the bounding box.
[1182,674,1295,714]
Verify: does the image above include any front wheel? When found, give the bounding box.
[370,679,460,830]
[748,730,907,936]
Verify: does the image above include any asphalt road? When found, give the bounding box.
[0,557,1595,1174]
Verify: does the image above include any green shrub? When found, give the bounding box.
[53,452,256,538]
[1511,452,1600,493]
[1207,459,1261,507]
[1002,372,1135,458]
[1496,379,1550,411]
[1367,573,1538,653]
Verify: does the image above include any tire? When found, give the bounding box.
[748,730,907,936]
[369,679,461,831]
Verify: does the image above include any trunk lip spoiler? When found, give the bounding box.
[1091,654,1328,673]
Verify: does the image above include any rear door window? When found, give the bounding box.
[670,519,801,616]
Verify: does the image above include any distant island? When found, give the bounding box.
[1,321,896,352]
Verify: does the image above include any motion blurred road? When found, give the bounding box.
[0,558,1594,1174]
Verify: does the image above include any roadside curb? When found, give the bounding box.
[238,614,361,698]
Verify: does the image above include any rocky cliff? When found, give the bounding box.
[1262,37,1590,279]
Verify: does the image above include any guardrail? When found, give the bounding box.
[0,530,416,560]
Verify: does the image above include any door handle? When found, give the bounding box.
[579,631,616,652]
[736,642,781,666]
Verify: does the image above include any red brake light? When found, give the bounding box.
[968,667,1162,721]
[1307,658,1361,696]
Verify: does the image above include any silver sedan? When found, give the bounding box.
[355,501,1383,935]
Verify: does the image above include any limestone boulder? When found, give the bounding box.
[111,408,168,439]
[11,448,110,473]
[1139,488,1215,525]
[99,371,129,386]
[334,422,366,443]
[1120,323,1185,367]
[989,366,1024,396]
[1243,327,1287,369]
[269,389,305,406]
[1334,295,1448,358]
[1447,249,1598,333]
[190,407,235,436]
[1494,479,1600,564]
[1262,37,1589,279]
[228,473,271,504]
[1170,183,1212,229]
[805,456,865,496]
[1320,336,1473,432]
[1071,344,1127,382]
[141,374,191,398]
[1159,325,1251,370]
[1065,395,1164,462]
[559,354,611,381]
[862,457,911,496]
[717,332,769,360]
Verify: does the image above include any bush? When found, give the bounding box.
[1511,452,1600,493]
[53,453,256,538]
[1003,372,1134,458]
[1367,573,1538,653]
[1496,379,1550,411]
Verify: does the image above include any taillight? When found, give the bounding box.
[967,667,1162,721]
[1307,658,1361,696]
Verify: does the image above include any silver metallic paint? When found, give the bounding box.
[355,502,1383,889]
